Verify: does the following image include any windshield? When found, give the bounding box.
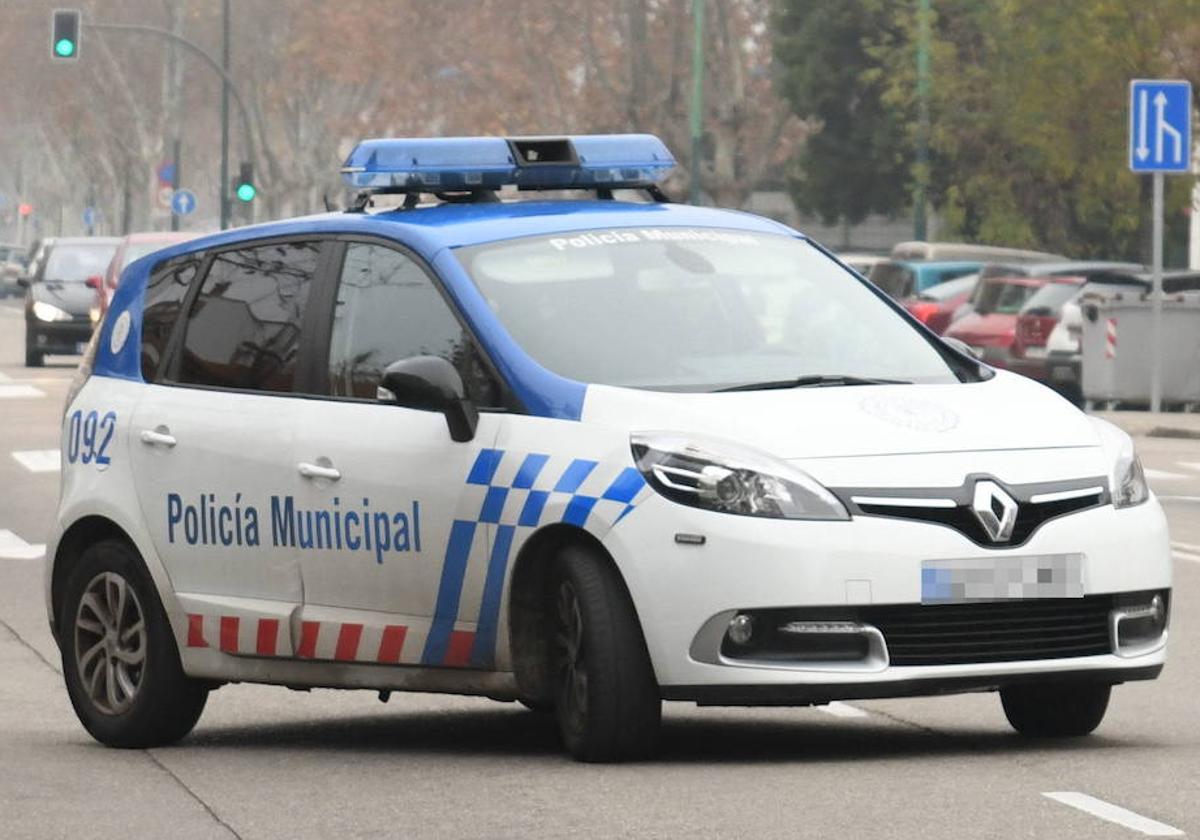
[44,243,118,282]
[457,228,964,391]
[121,241,179,270]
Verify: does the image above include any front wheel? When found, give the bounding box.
[1001,682,1111,737]
[60,539,208,748]
[549,545,661,762]
[24,329,42,367]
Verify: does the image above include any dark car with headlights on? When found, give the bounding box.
[22,236,120,367]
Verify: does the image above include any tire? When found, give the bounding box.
[1000,682,1111,737]
[59,539,208,748]
[24,328,42,367]
[549,544,661,762]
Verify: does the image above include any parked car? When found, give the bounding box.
[978,261,1145,282]
[96,232,203,317]
[891,241,1065,263]
[836,252,887,277]
[869,259,981,298]
[902,272,979,335]
[944,274,1073,368]
[0,243,28,298]
[21,236,120,366]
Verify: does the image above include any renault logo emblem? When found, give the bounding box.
[972,480,1018,542]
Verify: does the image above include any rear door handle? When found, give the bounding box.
[298,462,341,481]
[139,429,177,448]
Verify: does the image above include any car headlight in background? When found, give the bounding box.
[1112,443,1149,509]
[631,432,850,520]
[32,300,72,322]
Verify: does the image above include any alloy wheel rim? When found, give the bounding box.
[553,580,588,733]
[74,571,147,715]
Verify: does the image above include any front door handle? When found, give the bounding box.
[139,428,177,448]
[298,462,341,481]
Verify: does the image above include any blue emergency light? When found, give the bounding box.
[340,134,675,193]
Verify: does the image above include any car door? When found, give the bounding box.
[128,238,330,657]
[289,239,505,669]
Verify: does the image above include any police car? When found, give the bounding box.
[47,134,1170,762]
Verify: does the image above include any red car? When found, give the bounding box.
[944,274,1082,370]
[902,272,978,335]
[93,231,201,317]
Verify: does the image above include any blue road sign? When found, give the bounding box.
[170,189,197,216]
[81,206,98,228]
[1130,80,1192,173]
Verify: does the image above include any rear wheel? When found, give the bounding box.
[1001,682,1111,737]
[549,545,661,762]
[59,539,208,748]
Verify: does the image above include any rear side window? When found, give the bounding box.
[868,262,914,299]
[327,242,499,405]
[141,257,200,382]
[177,240,320,393]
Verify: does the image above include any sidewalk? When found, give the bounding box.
[1091,410,1200,440]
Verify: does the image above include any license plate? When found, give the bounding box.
[75,341,89,354]
[1051,365,1074,382]
[921,554,1084,603]
[1024,346,1048,359]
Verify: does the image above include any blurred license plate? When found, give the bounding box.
[1023,346,1048,359]
[921,554,1083,603]
[1051,365,1074,382]
[75,341,88,354]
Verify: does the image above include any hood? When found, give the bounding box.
[582,371,1098,459]
[31,280,95,315]
[945,312,1017,346]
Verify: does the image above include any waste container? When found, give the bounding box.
[1081,295,1200,407]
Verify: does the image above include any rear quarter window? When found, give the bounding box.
[141,257,200,382]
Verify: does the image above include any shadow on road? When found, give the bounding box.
[174,703,1151,765]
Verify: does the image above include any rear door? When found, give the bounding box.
[129,238,331,658]
[288,239,505,669]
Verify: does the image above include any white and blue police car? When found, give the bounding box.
[47,134,1170,762]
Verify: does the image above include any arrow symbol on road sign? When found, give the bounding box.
[1136,89,1150,160]
[1154,91,1183,164]
[0,529,45,560]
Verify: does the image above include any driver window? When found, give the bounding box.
[328,242,499,405]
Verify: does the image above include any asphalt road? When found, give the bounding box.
[1,296,1198,839]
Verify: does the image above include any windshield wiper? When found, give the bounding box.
[717,375,912,393]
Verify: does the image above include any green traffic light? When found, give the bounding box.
[236,183,256,202]
[55,38,76,57]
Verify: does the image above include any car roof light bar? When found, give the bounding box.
[340,134,676,196]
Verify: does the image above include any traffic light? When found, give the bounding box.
[51,9,81,60]
[18,203,33,217]
[235,162,256,202]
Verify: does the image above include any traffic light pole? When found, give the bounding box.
[82,19,254,229]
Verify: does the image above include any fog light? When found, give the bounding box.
[1112,592,1169,657]
[727,613,754,646]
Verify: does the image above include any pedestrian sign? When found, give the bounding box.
[1129,80,1192,173]
[170,189,197,216]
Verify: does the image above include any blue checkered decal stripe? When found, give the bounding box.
[421,448,648,668]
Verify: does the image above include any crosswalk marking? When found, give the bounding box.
[0,384,44,399]
[0,530,45,560]
[11,449,61,473]
[1043,792,1183,836]
[817,701,868,719]
[1177,461,1200,473]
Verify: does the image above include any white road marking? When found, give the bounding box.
[1173,550,1200,564]
[816,701,868,718]
[1144,469,1188,481]
[1043,792,1183,836]
[1172,541,1200,553]
[11,449,60,473]
[0,530,46,560]
[1178,461,1200,473]
[1158,495,1200,503]
[0,370,10,382]
[0,384,44,399]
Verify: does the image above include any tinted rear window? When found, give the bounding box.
[177,240,320,393]
[974,280,1039,315]
[1019,282,1081,315]
[868,262,915,298]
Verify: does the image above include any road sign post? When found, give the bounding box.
[1129,79,1192,413]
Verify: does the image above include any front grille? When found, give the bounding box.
[864,596,1114,666]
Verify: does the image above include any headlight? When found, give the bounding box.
[631,432,850,520]
[88,306,102,324]
[1112,444,1149,509]
[32,300,72,322]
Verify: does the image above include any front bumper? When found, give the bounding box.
[604,489,1171,697]
[26,317,92,354]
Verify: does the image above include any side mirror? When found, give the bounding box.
[943,336,983,360]
[378,355,478,443]
[85,275,102,290]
